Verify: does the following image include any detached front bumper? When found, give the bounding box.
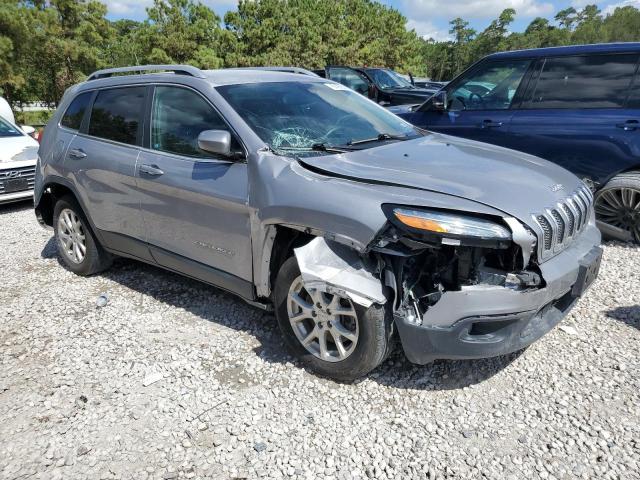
[396,222,602,364]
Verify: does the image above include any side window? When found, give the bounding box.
[151,86,240,158]
[88,86,146,145]
[327,68,370,95]
[448,60,531,111]
[627,76,640,109]
[61,92,92,131]
[524,54,639,109]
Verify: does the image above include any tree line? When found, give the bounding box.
[1,0,640,107]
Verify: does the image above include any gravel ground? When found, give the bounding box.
[0,200,638,480]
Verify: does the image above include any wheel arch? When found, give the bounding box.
[258,225,315,301]
[35,181,78,228]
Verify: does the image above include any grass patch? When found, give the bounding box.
[15,110,54,127]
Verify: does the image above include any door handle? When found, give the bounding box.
[138,164,164,176]
[616,120,639,131]
[68,148,87,159]
[480,119,503,129]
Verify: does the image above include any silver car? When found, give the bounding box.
[35,65,602,381]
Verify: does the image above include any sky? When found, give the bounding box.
[103,0,640,41]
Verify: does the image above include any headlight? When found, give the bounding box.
[386,207,512,246]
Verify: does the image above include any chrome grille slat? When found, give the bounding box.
[561,203,575,236]
[532,185,594,261]
[551,209,565,244]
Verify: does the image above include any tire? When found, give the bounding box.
[53,195,112,275]
[273,256,393,382]
[594,171,640,243]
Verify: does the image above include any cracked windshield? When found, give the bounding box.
[217,81,421,156]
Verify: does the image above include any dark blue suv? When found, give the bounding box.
[395,43,640,243]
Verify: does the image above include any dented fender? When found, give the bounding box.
[294,237,387,307]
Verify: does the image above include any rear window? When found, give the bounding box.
[88,87,146,145]
[61,92,92,131]
[524,54,639,109]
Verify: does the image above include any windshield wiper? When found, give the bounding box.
[348,133,408,146]
[274,143,352,154]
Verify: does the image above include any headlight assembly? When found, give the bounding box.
[385,206,512,247]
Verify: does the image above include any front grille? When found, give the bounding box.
[0,165,36,194]
[532,185,593,261]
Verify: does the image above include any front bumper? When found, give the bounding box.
[0,189,34,205]
[396,222,601,364]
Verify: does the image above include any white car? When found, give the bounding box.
[0,114,39,204]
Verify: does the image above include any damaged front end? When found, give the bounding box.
[373,205,541,325]
[293,204,584,365]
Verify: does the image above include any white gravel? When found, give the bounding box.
[0,201,639,480]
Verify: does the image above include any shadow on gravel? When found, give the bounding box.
[606,305,640,330]
[0,199,33,215]
[40,236,517,390]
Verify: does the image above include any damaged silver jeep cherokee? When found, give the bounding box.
[35,65,602,381]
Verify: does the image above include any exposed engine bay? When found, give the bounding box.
[294,221,544,326]
[369,223,543,325]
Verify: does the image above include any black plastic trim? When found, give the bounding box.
[149,245,255,301]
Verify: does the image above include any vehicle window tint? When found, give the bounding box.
[525,54,638,109]
[624,74,640,108]
[61,92,92,131]
[88,86,145,145]
[327,68,369,95]
[448,60,531,111]
[151,86,240,157]
[0,116,23,137]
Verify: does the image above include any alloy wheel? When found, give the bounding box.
[595,187,640,242]
[286,277,359,362]
[57,208,87,264]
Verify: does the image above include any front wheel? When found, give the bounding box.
[594,172,640,243]
[273,256,393,381]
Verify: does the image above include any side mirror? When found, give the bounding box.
[431,91,448,111]
[198,130,231,157]
[21,125,36,135]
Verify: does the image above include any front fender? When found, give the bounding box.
[249,153,506,298]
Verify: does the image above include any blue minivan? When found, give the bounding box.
[395,43,640,243]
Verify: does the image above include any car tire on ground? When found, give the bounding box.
[594,171,640,243]
[274,255,394,382]
[53,195,112,276]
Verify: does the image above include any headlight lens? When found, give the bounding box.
[392,208,511,240]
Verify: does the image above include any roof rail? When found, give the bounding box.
[86,65,206,81]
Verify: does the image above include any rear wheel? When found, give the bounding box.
[594,172,640,243]
[53,195,112,275]
[274,256,393,381]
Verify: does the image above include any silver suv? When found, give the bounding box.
[35,65,602,381]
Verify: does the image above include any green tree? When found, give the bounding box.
[136,0,224,68]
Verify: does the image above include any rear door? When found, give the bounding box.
[65,85,148,255]
[509,53,640,186]
[136,84,252,284]
[413,58,532,147]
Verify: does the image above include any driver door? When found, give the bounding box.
[136,85,252,285]
[423,59,533,148]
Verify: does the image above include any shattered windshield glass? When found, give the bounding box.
[217,81,420,156]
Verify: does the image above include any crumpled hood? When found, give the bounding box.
[0,136,39,163]
[298,133,583,224]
